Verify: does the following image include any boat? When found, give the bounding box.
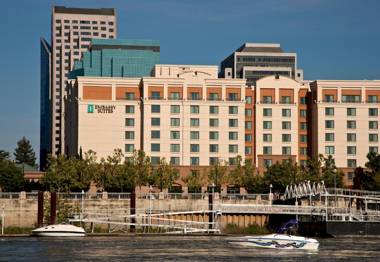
[31,224,86,237]
[229,219,319,250]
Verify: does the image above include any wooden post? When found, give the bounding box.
[130,190,136,233]
[37,191,44,227]
[50,192,57,225]
[208,193,213,230]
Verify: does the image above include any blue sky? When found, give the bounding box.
[0,0,379,159]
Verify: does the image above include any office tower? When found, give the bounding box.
[40,6,116,168]
[220,43,303,85]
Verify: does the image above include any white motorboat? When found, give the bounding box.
[31,224,86,237]
[231,234,319,250]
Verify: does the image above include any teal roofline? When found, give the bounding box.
[91,38,160,47]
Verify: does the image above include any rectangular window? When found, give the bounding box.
[282,109,291,117]
[170,157,180,165]
[368,95,378,103]
[150,91,161,99]
[282,134,291,142]
[190,118,199,127]
[228,93,239,101]
[263,134,272,142]
[325,146,335,155]
[245,96,252,104]
[229,106,238,114]
[170,144,180,153]
[208,93,220,101]
[151,157,160,165]
[229,158,237,165]
[325,107,334,116]
[125,118,135,126]
[245,109,252,117]
[325,133,335,141]
[347,120,356,129]
[264,159,272,167]
[151,143,160,152]
[125,144,135,153]
[369,134,379,142]
[369,147,379,153]
[245,146,252,155]
[282,147,291,155]
[125,105,134,113]
[263,108,272,117]
[229,132,238,140]
[190,131,199,140]
[125,131,135,140]
[347,146,356,155]
[300,109,307,117]
[281,96,291,104]
[263,96,273,104]
[209,106,219,114]
[282,121,291,130]
[209,131,219,140]
[342,95,361,103]
[347,108,356,116]
[190,144,199,153]
[300,135,307,143]
[347,159,357,168]
[324,95,335,102]
[369,121,378,130]
[300,97,307,104]
[151,104,160,113]
[263,146,272,155]
[229,119,238,127]
[151,118,160,126]
[209,144,219,153]
[245,121,252,130]
[347,133,356,142]
[209,157,219,165]
[325,120,334,129]
[190,105,199,114]
[190,92,200,100]
[263,121,272,130]
[125,92,135,100]
[209,118,219,127]
[300,122,307,130]
[170,131,180,139]
[170,118,180,127]
[229,145,238,153]
[169,92,181,100]
[171,105,180,114]
[369,108,378,116]
[245,134,252,142]
[300,147,307,155]
[151,130,160,139]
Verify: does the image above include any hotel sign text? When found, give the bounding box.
[88,104,116,114]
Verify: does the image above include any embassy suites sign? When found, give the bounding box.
[87,104,116,114]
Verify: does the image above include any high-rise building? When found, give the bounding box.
[220,43,303,86]
[40,6,116,168]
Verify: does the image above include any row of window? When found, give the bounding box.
[263,108,307,117]
[325,107,378,116]
[325,133,379,142]
[125,118,241,128]
[262,121,307,130]
[324,95,378,103]
[147,130,241,140]
[55,19,113,25]
[325,146,378,155]
[325,120,379,129]
[148,91,240,101]
[263,146,292,155]
[262,134,308,143]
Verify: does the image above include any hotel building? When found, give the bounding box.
[40,6,116,168]
[310,80,380,180]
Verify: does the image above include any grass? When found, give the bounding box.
[4,227,34,234]
[223,223,270,235]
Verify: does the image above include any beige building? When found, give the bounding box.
[65,65,246,171]
[51,6,116,156]
[310,80,380,177]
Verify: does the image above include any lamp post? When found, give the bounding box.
[81,190,84,225]
[269,184,273,205]
[149,185,152,227]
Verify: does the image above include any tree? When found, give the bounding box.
[242,159,264,194]
[304,155,324,182]
[262,159,303,193]
[0,150,10,161]
[183,170,206,193]
[321,155,344,188]
[0,158,25,191]
[151,158,179,191]
[207,160,228,192]
[14,137,36,167]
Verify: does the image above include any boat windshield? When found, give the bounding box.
[276,219,298,234]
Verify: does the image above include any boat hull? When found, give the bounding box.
[230,234,319,250]
[31,224,85,237]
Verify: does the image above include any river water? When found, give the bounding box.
[0,236,379,261]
